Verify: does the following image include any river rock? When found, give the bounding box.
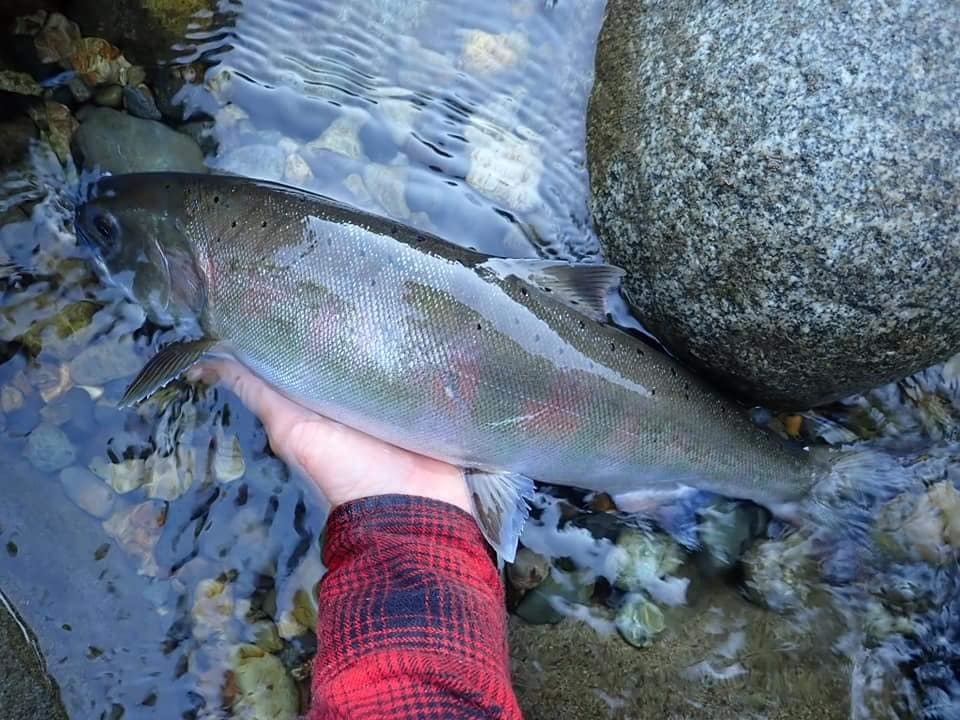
[59,466,117,519]
[587,0,960,409]
[72,107,205,173]
[25,423,76,473]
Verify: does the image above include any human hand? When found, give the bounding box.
[190,359,473,513]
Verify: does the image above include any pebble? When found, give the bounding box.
[33,12,80,65]
[68,335,143,386]
[306,116,365,160]
[0,70,42,96]
[73,107,206,174]
[283,153,314,186]
[230,645,299,718]
[697,501,769,571]
[146,451,193,501]
[215,144,285,181]
[615,593,666,649]
[192,577,235,641]
[461,30,527,74]
[90,456,147,494]
[465,122,543,211]
[122,83,162,120]
[513,569,594,625]
[507,548,551,592]
[101,500,167,577]
[59,466,117,519]
[213,431,245,483]
[363,164,411,219]
[93,84,123,108]
[67,76,92,103]
[741,532,816,612]
[610,528,684,593]
[0,386,24,413]
[25,423,76,473]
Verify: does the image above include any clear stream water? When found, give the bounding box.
[1,1,958,719]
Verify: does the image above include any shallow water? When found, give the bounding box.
[1,1,958,718]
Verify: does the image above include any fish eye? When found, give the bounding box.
[93,212,119,241]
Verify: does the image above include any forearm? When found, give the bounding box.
[310,495,522,720]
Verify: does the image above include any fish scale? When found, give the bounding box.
[76,172,818,559]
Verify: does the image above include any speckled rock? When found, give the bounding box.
[587,0,960,409]
[73,107,205,174]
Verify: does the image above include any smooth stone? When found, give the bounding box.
[587,0,960,408]
[697,500,770,572]
[122,83,162,121]
[25,423,76,473]
[614,592,665,649]
[230,644,299,718]
[72,107,205,174]
[0,117,38,167]
[68,335,143,386]
[93,84,123,108]
[59,466,117,519]
[214,143,285,181]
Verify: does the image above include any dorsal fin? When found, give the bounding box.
[481,258,625,321]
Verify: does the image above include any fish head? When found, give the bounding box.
[75,173,207,327]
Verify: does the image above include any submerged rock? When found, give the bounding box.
[587,0,960,408]
[122,83,162,120]
[609,528,684,594]
[72,107,205,174]
[697,501,770,572]
[229,644,299,719]
[68,334,143,386]
[615,593,665,649]
[741,532,817,612]
[507,548,551,592]
[25,423,76,473]
[59,466,117,519]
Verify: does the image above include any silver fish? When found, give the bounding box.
[75,172,820,561]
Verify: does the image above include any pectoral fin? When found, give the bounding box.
[481,258,625,321]
[120,338,218,407]
[465,469,536,565]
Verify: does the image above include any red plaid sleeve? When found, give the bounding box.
[310,494,523,720]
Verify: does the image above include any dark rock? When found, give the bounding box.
[587,0,960,409]
[0,116,37,167]
[93,84,123,108]
[72,107,205,173]
[122,83,161,120]
[0,590,69,720]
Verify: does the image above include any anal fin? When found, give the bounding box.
[465,470,536,565]
[120,338,217,407]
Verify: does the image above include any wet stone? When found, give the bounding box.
[0,117,38,167]
[59,466,117,519]
[25,422,76,473]
[67,76,92,103]
[611,528,685,593]
[697,500,770,572]
[507,548,551,592]
[73,107,205,174]
[230,644,299,719]
[0,70,43,96]
[615,592,665,649]
[68,335,144,386]
[0,385,24,413]
[33,12,81,65]
[363,163,410,219]
[93,84,123,108]
[216,143,286,181]
[123,83,162,120]
[101,500,167,577]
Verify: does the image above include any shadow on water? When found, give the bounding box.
[0,1,958,718]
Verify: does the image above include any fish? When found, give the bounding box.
[75,171,821,562]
